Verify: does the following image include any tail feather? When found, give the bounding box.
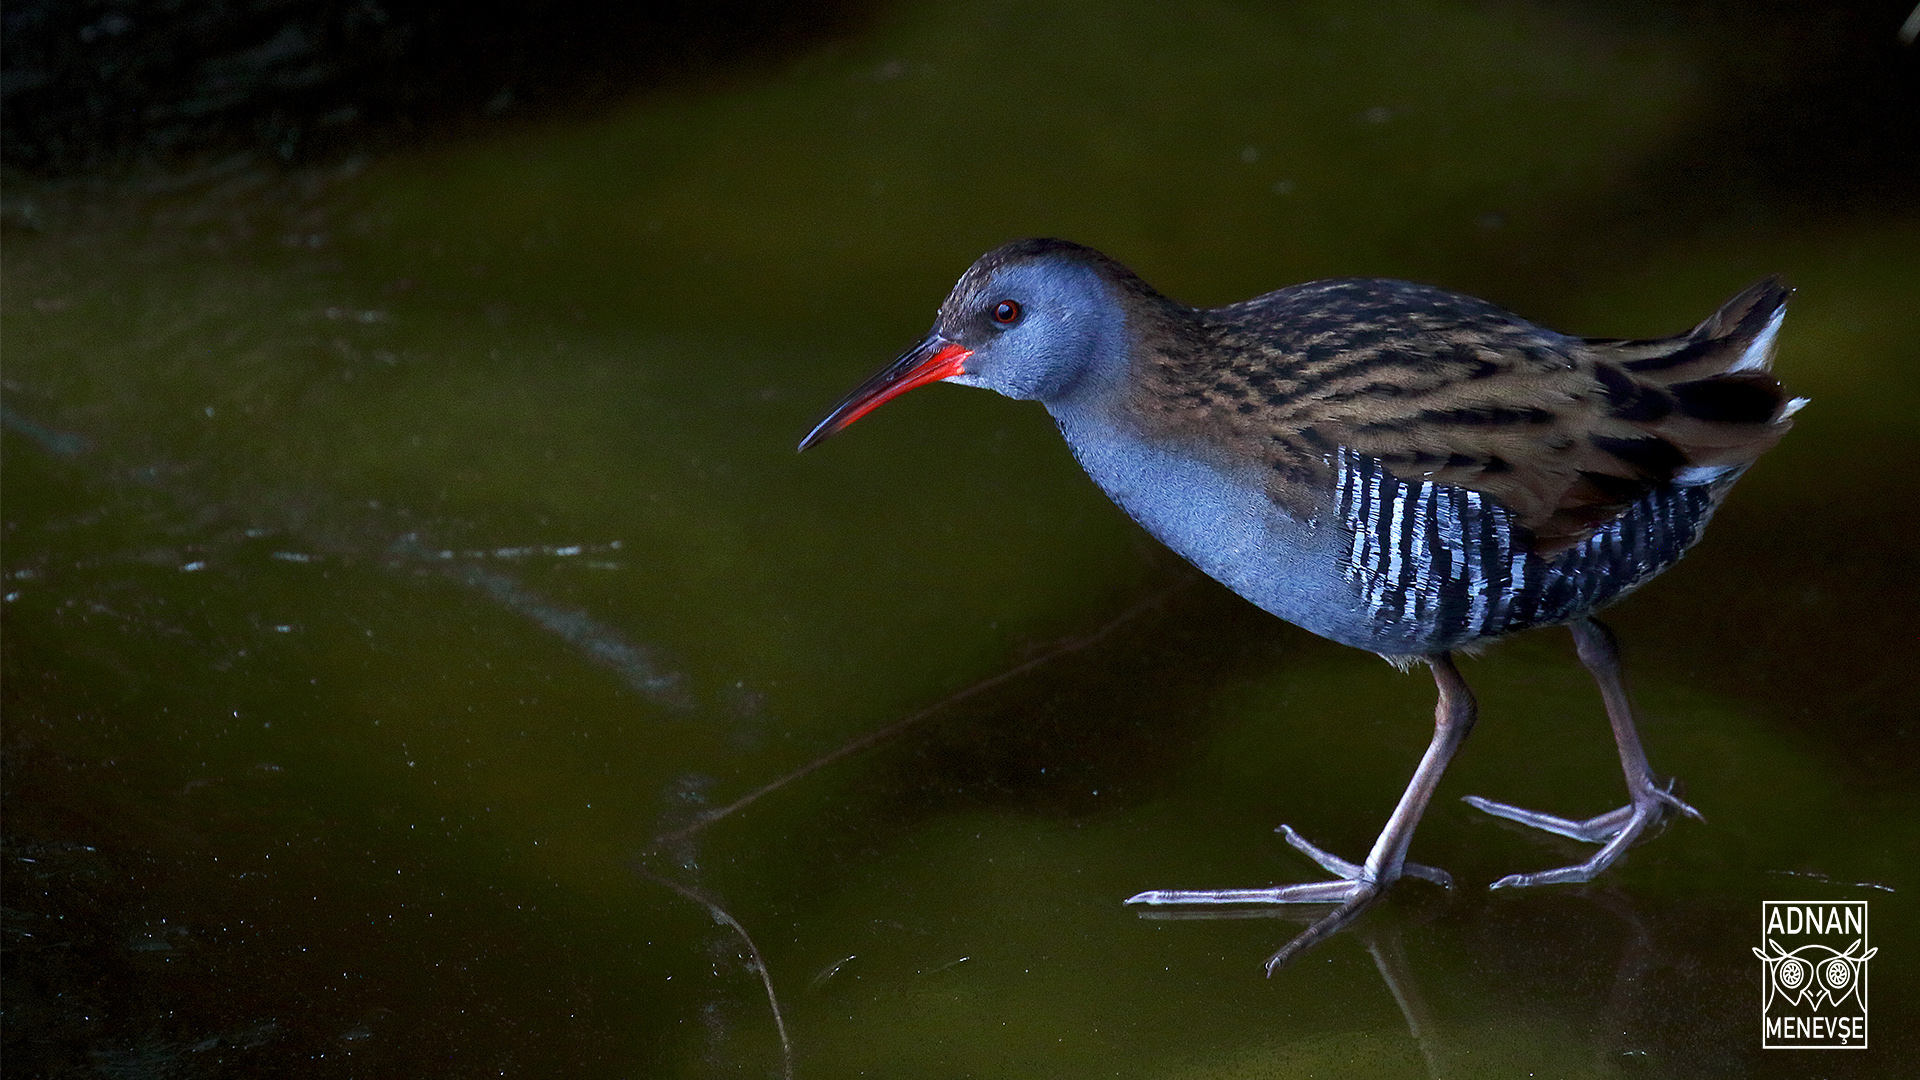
[1585,278,1802,493]
[1585,276,1792,383]
[1687,276,1791,363]
[1729,301,1786,372]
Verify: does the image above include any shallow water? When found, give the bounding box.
[5,1,1917,1076]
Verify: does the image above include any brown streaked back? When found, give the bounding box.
[1125,277,1798,554]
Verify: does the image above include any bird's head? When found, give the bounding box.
[798,239,1154,450]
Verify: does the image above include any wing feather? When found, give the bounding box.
[1129,278,1798,555]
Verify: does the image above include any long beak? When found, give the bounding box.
[797,333,973,451]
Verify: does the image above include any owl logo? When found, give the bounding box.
[1752,937,1876,1014]
[1757,900,1873,1048]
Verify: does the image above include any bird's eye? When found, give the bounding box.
[992,299,1022,325]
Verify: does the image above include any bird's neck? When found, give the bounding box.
[1042,291,1205,417]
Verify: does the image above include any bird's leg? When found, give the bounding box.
[1127,653,1475,972]
[1463,617,1704,889]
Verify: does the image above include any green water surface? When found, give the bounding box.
[5,2,1916,1077]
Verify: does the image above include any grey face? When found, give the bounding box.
[795,240,1137,452]
[936,257,1126,404]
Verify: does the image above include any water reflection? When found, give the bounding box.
[6,0,1919,1075]
[410,541,692,708]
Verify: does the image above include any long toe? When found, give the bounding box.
[1127,823,1460,909]
[1125,879,1368,906]
[1461,795,1635,843]
[1471,788,1679,889]
[1277,824,1364,878]
[1262,888,1383,975]
[1488,819,1642,888]
[1128,826,1374,907]
[1127,881,1393,975]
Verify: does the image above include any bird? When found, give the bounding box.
[798,238,1802,972]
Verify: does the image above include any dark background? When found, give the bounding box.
[6,2,1917,1077]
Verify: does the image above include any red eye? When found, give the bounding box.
[992,300,1022,325]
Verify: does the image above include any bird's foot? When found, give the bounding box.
[1125,824,1456,905]
[1462,778,1702,889]
[1125,825,1453,972]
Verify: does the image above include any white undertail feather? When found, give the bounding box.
[1731,305,1787,372]
[1759,304,1808,422]
[1673,463,1739,486]
[1674,299,1800,487]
